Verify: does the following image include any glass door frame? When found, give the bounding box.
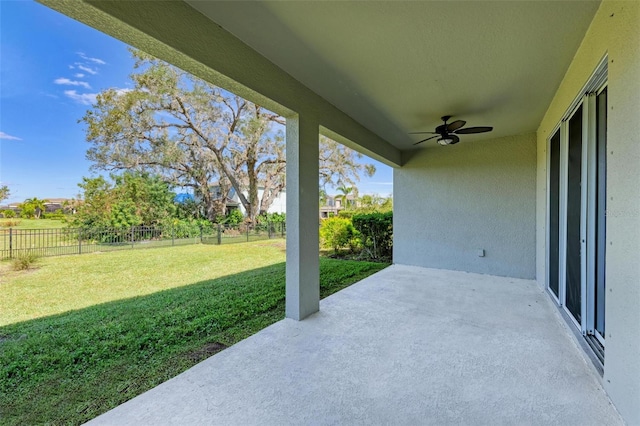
[546,123,562,305]
[585,82,608,346]
[546,55,608,346]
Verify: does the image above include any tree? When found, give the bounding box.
[81,49,375,223]
[113,172,176,226]
[82,49,284,223]
[319,136,375,191]
[70,173,176,228]
[21,198,48,219]
[336,185,355,209]
[358,194,393,212]
[231,103,286,221]
[19,203,36,219]
[0,185,9,203]
[174,196,205,221]
[319,187,328,207]
[72,176,112,228]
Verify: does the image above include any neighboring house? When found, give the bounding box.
[43,1,640,422]
[319,194,357,218]
[207,185,241,212]
[3,198,72,214]
[43,198,72,213]
[3,203,20,213]
[262,189,286,215]
[214,185,286,216]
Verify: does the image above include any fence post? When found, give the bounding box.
[78,229,82,255]
[268,222,272,239]
[246,224,250,242]
[172,226,175,246]
[199,225,203,244]
[9,228,13,259]
[217,224,222,245]
[131,226,135,249]
[281,222,285,238]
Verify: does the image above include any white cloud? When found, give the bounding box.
[77,52,106,65]
[54,78,91,89]
[74,73,85,78]
[76,64,98,75]
[0,131,22,141]
[64,90,97,105]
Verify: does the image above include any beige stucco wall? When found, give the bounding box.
[394,133,536,279]
[536,1,640,422]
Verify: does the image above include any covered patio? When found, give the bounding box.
[40,1,639,422]
[87,266,621,425]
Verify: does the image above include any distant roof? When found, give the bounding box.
[44,198,72,204]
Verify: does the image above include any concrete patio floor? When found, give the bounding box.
[88,265,622,425]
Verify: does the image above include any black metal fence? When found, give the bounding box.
[0,222,286,260]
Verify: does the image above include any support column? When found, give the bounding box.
[285,114,320,320]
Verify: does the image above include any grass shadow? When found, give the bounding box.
[0,258,388,426]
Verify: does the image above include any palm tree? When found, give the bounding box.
[23,197,48,219]
[336,185,354,209]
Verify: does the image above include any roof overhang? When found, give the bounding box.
[39,1,600,162]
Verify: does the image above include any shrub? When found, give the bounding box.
[162,218,213,239]
[351,212,393,260]
[12,251,40,271]
[20,204,36,219]
[258,212,286,224]
[224,209,244,226]
[2,209,16,218]
[337,210,355,219]
[320,217,357,254]
[42,212,66,220]
[109,201,141,228]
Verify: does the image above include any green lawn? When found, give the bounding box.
[0,220,282,260]
[0,219,69,258]
[0,218,67,229]
[0,241,388,425]
[0,240,286,325]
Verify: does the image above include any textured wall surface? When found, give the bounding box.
[536,1,640,422]
[394,133,536,279]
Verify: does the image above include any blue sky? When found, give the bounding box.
[0,1,392,205]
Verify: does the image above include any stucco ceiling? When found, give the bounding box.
[186,1,599,150]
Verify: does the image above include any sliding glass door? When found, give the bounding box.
[592,86,607,343]
[547,70,607,357]
[548,130,560,299]
[565,105,583,325]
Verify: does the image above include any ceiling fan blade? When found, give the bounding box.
[413,135,440,145]
[408,131,438,135]
[449,135,461,144]
[454,126,493,134]
[446,120,466,132]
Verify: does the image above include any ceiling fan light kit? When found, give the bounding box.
[411,115,493,146]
